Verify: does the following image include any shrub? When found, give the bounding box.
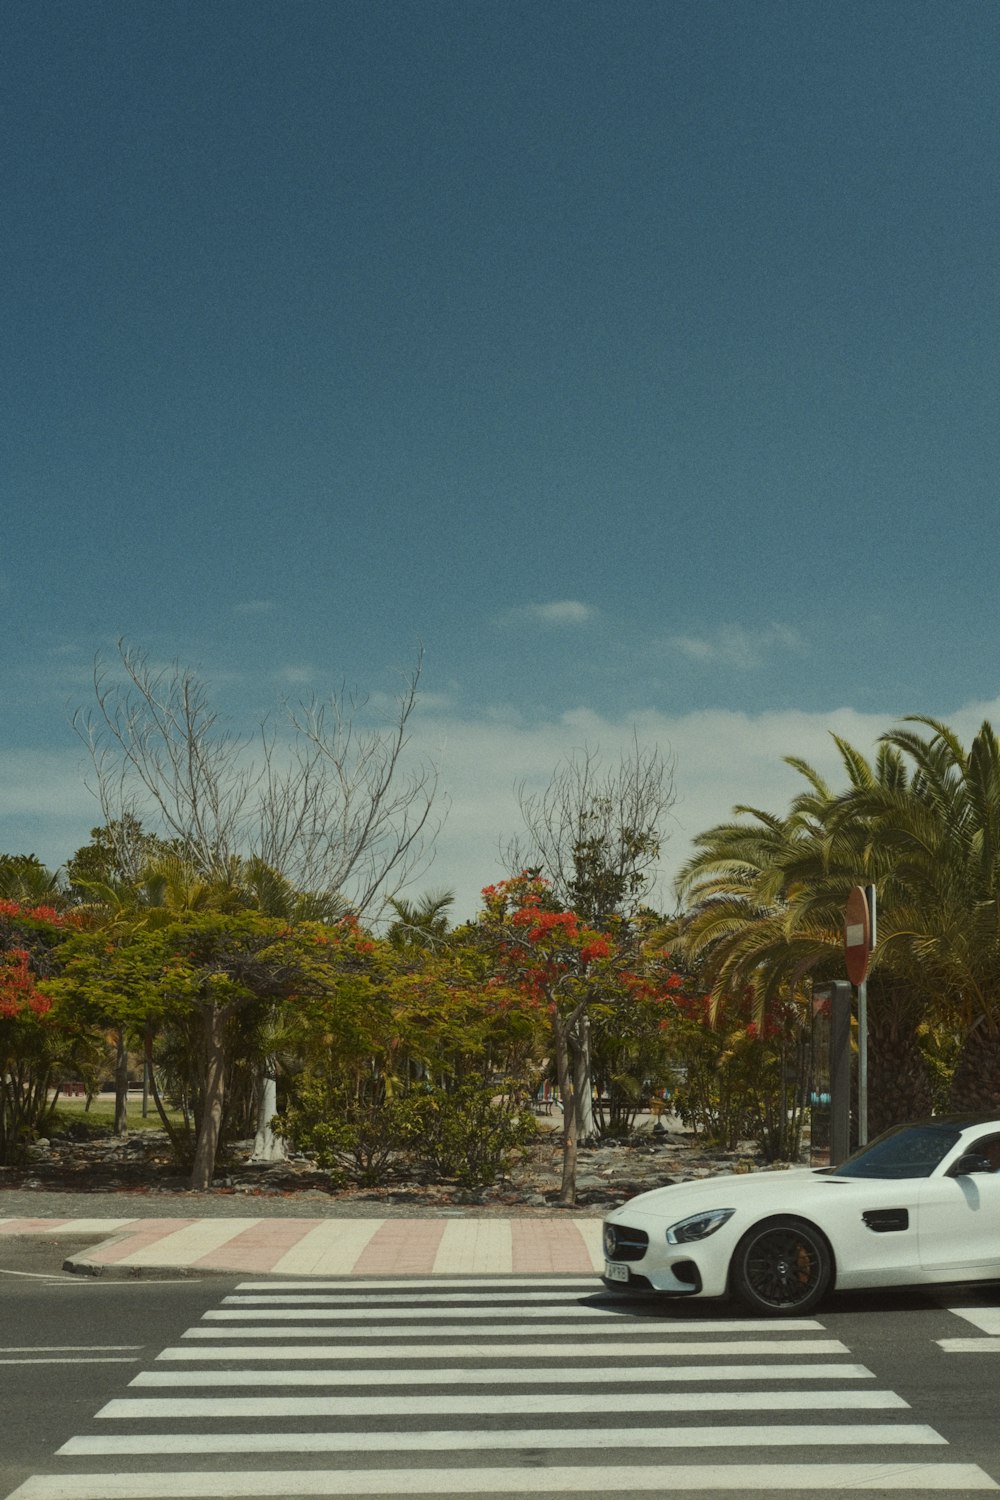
[275,1079,426,1187]
[276,1076,536,1190]
[415,1082,537,1189]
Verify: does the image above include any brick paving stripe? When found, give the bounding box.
[1,1213,609,1276]
[194,1218,324,1273]
[84,1220,200,1265]
[352,1219,449,1274]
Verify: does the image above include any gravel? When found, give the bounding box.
[0,1125,793,1220]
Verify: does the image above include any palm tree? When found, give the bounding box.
[832,718,1000,1111]
[0,855,65,906]
[387,890,455,950]
[673,746,867,1020]
[673,736,936,1131]
[676,716,1000,1123]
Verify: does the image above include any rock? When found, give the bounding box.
[1,1122,799,1210]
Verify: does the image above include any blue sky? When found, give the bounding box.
[3,1,1000,917]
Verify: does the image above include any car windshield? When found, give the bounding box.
[831,1123,963,1179]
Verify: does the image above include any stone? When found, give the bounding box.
[0,1122,801,1212]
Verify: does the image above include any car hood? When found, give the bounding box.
[606,1167,846,1223]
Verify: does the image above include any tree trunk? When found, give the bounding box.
[553,1009,579,1206]
[251,1059,285,1162]
[866,1011,933,1136]
[190,1004,226,1191]
[572,1014,595,1142]
[950,1016,1000,1113]
[859,978,933,1137]
[113,1029,129,1137]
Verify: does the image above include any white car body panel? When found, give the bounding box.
[917,1171,1000,1274]
[602,1118,1000,1308]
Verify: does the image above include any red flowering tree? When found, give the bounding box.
[0,900,86,1163]
[476,873,683,1204]
[276,915,545,1190]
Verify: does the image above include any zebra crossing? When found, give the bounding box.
[938,1302,1000,1353]
[6,1276,999,1497]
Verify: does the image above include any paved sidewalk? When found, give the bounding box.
[0,1213,606,1278]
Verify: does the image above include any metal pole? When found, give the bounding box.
[857,977,868,1146]
[830,983,852,1166]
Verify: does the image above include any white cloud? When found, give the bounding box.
[11,692,1000,924]
[413,695,1000,922]
[667,623,805,669]
[233,599,275,616]
[500,600,596,627]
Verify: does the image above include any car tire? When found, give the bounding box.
[729,1216,832,1316]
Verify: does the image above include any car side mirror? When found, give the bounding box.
[952,1152,994,1176]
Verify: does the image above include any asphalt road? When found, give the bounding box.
[3,1236,1000,1499]
[0,1237,239,1499]
[820,1281,1000,1480]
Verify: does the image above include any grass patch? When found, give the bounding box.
[47,1094,185,1134]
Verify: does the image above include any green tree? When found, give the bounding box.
[50,910,331,1189]
[65,819,178,900]
[276,915,542,1190]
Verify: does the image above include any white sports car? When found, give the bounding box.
[602,1115,1000,1315]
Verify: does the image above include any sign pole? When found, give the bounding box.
[845,884,875,1151]
[857,977,868,1146]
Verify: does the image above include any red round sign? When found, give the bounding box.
[844,885,871,985]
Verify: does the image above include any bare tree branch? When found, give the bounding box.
[505,732,676,923]
[74,640,442,920]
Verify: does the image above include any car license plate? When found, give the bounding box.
[604,1260,629,1283]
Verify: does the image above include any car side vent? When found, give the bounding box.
[862,1208,909,1233]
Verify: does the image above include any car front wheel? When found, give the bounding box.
[730,1217,832,1315]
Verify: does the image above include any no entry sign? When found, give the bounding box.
[844,885,872,985]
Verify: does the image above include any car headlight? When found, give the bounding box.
[665,1208,735,1245]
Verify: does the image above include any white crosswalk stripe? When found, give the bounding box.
[7,1465,1000,1496]
[6,1276,1000,1498]
[180,1316,826,1337]
[90,1389,913,1419]
[157,1337,848,1359]
[937,1303,1000,1353]
[58,1424,948,1455]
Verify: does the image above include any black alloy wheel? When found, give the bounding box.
[730,1217,832,1315]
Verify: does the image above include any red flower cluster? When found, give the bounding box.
[0,899,81,927]
[0,947,51,1019]
[579,938,611,964]
[513,909,578,942]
